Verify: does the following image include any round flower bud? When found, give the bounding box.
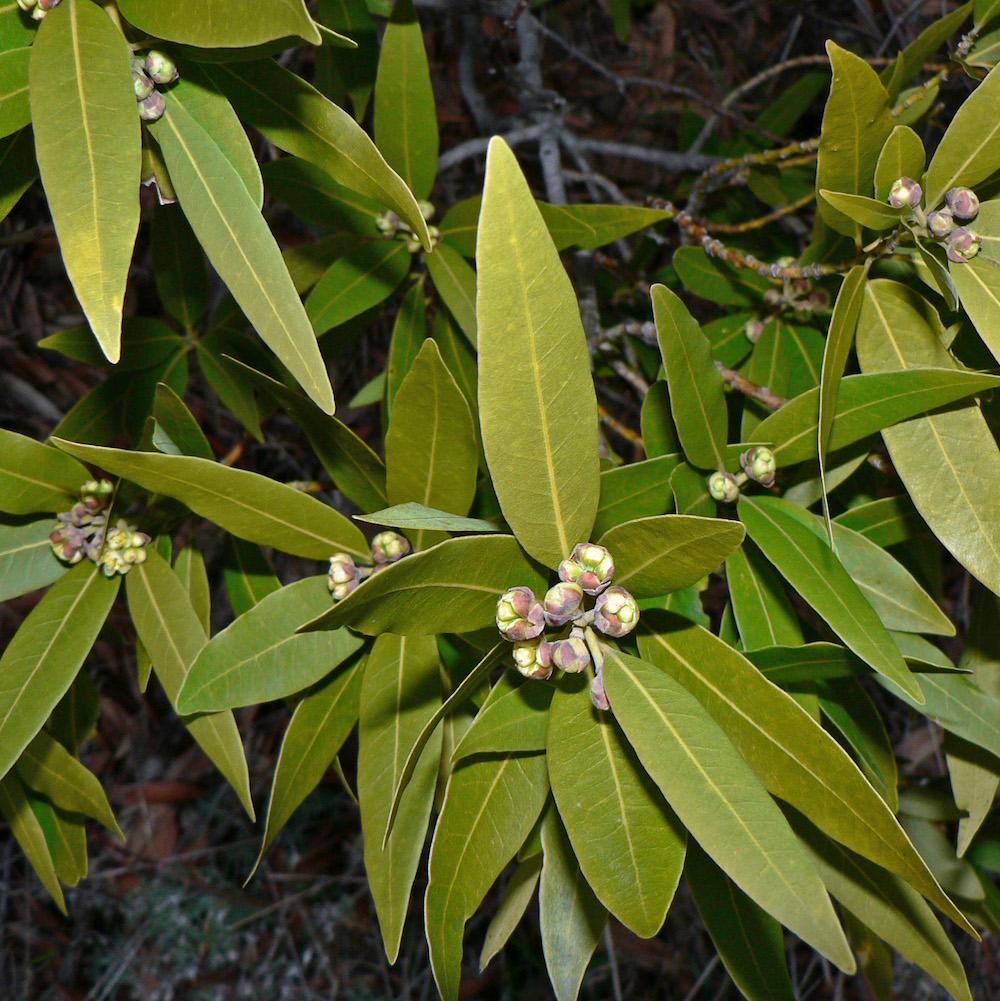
[327,553,360,600]
[49,525,85,565]
[558,543,615,595]
[594,586,640,638]
[512,637,553,680]
[946,227,982,263]
[945,186,980,221]
[98,549,126,577]
[144,50,179,86]
[106,522,132,550]
[417,199,435,221]
[370,530,410,564]
[496,586,545,641]
[133,69,155,101]
[806,288,830,311]
[375,210,399,234]
[16,0,38,11]
[762,288,783,309]
[740,446,777,488]
[138,91,166,122]
[543,581,584,626]
[590,672,610,711]
[888,176,921,209]
[550,635,591,674]
[744,318,764,344]
[926,208,955,239]
[708,470,740,503]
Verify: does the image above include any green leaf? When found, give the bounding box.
[834,495,923,547]
[744,642,863,685]
[0,516,66,602]
[924,60,1000,207]
[306,238,411,336]
[386,277,427,414]
[0,45,29,140]
[250,655,362,875]
[640,381,682,458]
[152,384,214,461]
[480,854,543,969]
[14,729,122,838]
[673,246,770,307]
[178,577,363,713]
[818,190,904,230]
[548,673,685,938]
[476,137,600,568]
[356,503,499,534]
[315,0,378,120]
[601,647,855,971]
[39,317,184,372]
[173,542,210,632]
[592,455,680,539]
[152,205,209,334]
[950,198,1000,362]
[372,0,437,200]
[598,514,745,599]
[222,535,280,617]
[686,841,796,1001]
[638,614,970,931]
[0,3,34,49]
[880,3,972,102]
[556,203,673,250]
[424,242,478,347]
[0,126,38,225]
[207,59,431,248]
[0,563,117,783]
[425,751,550,1001]
[116,0,321,46]
[359,634,441,961]
[816,41,893,239]
[738,495,921,701]
[858,278,1000,594]
[30,794,87,887]
[0,772,64,912]
[0,429,87,515]
[651,284,728,470]
[873,126,925,201]
[539,808,606,1001]
[669,462,714,518]
[29,0,140,363]
[452,681,551,760]
[53,440,369,560]
[726,541,803,649]
[126,551,254,818]
[149,100,334,414]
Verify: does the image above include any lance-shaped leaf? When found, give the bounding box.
[816,42,892,239]
[726,542,803,649]
[858,278,1000,594]
[0,562,117,783]
[818,191,905,230]
[30,0,140,363]
[651,284,728,470]
[924,60,1000,207]
[744,643,863,685]
[874,126,926,201]
[152,206,209,334]
[539,809,607,1001]
[0,126,38,225]
[126,552,253,818]
[592,455,680,539]
[116,0,321,46]
[357,503,499,535]
[15,728,121,838]
[477,137,600,569]
[149,100,334,413]
[480,854,543,969]
[0,517,66,602]
[598,514,745,599]
[834,495,923,547]
[548,674,685,938]
[950,198,1000,363]
[0,429,88,515]
[178,578,363,713]
[880,3,972,102]
[638,613,971,932]
[425,751,550,1001]
[223,536,280,618]
[250,655,362,876]
[601,647,855,972]
[738,495,921,701]
[0,46,29,140]
[453,681,551,761]
[424,241,478,346]
[386,339,478,551]
[686,841,796,1001]
[207,59,430,248]
[31,795,87,887]
[301,534,546,635]
[52,441,368,560]
[373,0,438,200]
[673,246,770,306]
[359,635,441,962]
[0,772,64,912]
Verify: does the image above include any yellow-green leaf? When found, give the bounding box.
[0,772,65,912]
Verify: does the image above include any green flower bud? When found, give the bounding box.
[926,208,955,239]
[370,530,410,564]
[512,637,552,680]
[98,549,127,576]
[708,470,739,503]
[762,288,783,309]
[593,586,640,638]
[375,210,399,234]
[550,635,590,673]
[946,227,982,263]
[945,186,980,221]
[740,446,777,487]
[16,0,38,12]
[888,176,921,209]
[49,525,85,565]
[327,553,360,600]
[417,199,435,221]
[138,91,166,122]
[558,543,615,595]
[543,581,584,626]
[144,50,179,86]
[496,586,545,641]
[133,69,155,101]
[590,672,610,711]
[744,318,764,343]
[106,522,131,550]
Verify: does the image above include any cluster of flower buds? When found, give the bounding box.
[374,200,442,252]
[886,178,983,264]
[750,261,829,335]
[328,531,412,600]
[132,51,178,123]
[96,519,151,576]
[495,543,639,708]
[16,0,60,21]
[740,446,777,488]
[49,480,113,565]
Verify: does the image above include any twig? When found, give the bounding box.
[0,225,56,249]
[570,137,720,174]
[436,123,548,173]
[604,924,623,1001]
[715,360,788,411]
[598,403,642,446]
[607,356,650,399]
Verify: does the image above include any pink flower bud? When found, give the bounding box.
[496,586,545,641]
[945,186,980,221]
[594,586,640,638]
[590,672,610,711]
[512,637,553,680]
[543,581,584,626]
[558,543,615,595]
[888,176,921,209]
[550,636,591,673]
[946,227,982,263]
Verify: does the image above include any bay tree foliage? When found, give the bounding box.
[4,1,1000,998]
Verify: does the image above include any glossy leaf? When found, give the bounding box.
[223,536,280,618]
[950,198,1000,362]
[152,206,209,334]
[149,100,334,414]
[0,563,117,783]
[480,854,543,969]
[744,643,863,685]
[834,495,923,547]
[31,795,87,887]
[873,126,925,201]
[452,682,551,761]
[598,514,745,599]
[651,284,728,470]
[0,517,66,602]
[601,647,855,972]
[173,542,210,633]
[0,45,29,140]
[53,440,368,560]
[548,674,685,938]
[0,126,37,225]
[0,429,87,515]
[592,455,680,539]
[0,772,64,912]
[178,578,363,713]
[356,503,498,534]
[477,137,600,569]
[819,190,904,230]
[30,0,140,362]
[40,317,184,372]
[880,3,972,102]
[424,242,478,346]
[726,541,803,649]
[640,381,682,458]
[315,0,378,120]
[359,635,441,962]
[559,203,673,250]
[386,278,427,413]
